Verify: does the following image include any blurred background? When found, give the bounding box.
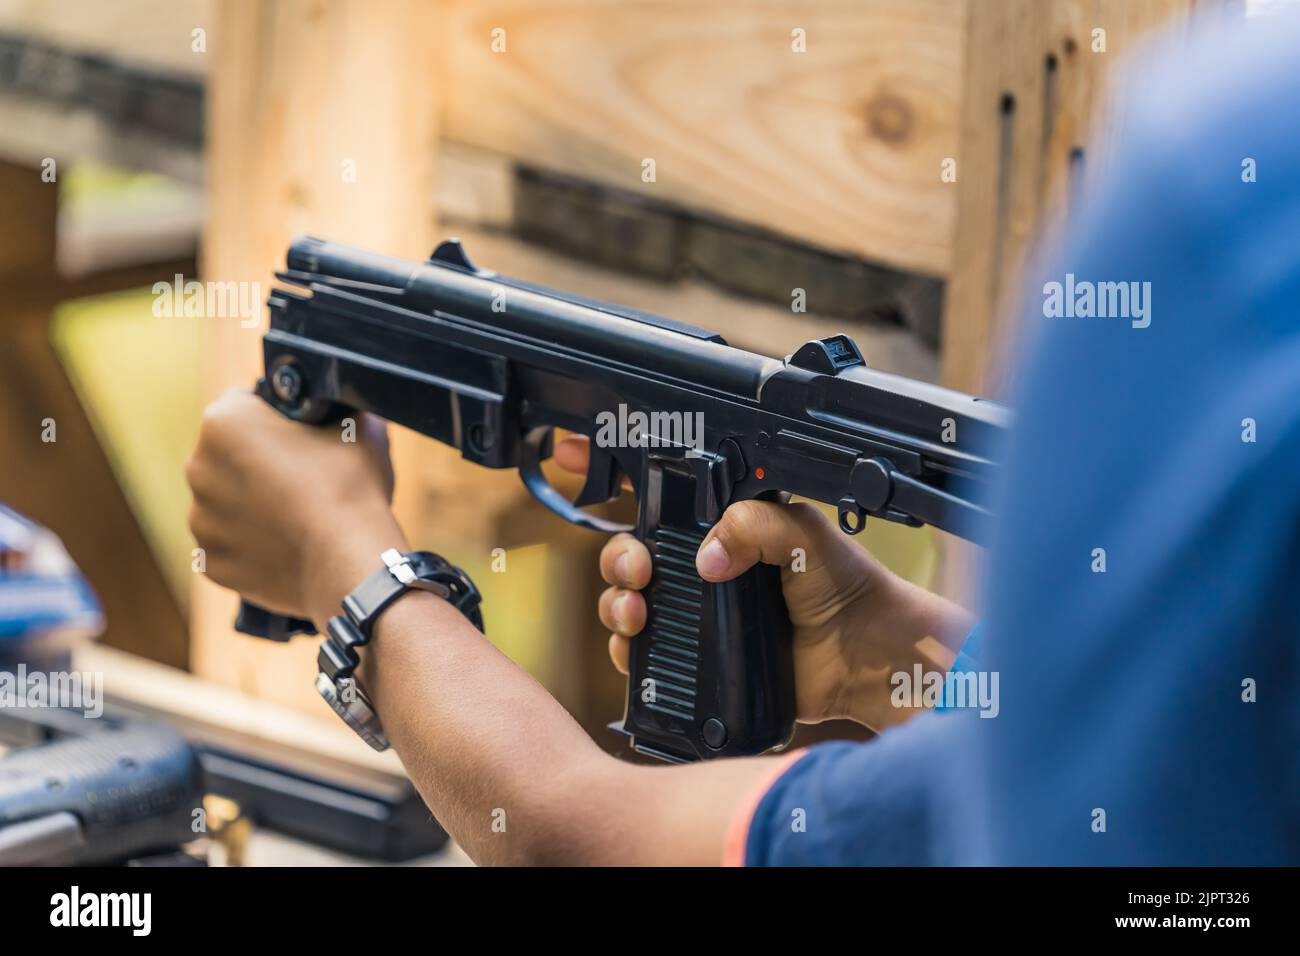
[0,0,1274,862]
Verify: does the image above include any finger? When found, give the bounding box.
[552,434,591,476]
[553,434,635,491]
[696,499,837,582]
[223,384,256,404]
[199,386,254,438]
[599,533,652,589]
[186,501,225,550]
[200,387,284,457]
[184,452,220,502]
[598,586,646,637]
[214,384,265,419]
[608,633,630,675]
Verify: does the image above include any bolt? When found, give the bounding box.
[272,363,303,402]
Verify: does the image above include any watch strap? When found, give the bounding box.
[341,549,452,638]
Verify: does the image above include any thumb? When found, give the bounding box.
[696,499,838,582]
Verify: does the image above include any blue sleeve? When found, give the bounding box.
[743,712,971,866]
[976,12,1300,863]
[742,622,987,866]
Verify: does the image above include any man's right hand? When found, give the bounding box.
[554,435,976,731]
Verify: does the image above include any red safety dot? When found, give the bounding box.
[754,467,766,480]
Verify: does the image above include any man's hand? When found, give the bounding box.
[555,435,975,731]
[186,388,407,630]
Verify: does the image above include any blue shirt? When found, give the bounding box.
[743,10,1300,865]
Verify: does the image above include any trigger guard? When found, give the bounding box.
[519,426,634,534]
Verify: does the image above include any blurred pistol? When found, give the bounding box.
[235,236,1008,764]
[0,713,202,865]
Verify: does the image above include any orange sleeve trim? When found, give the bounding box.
[721,749,808,867]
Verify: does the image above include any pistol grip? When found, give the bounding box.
[615,461,795,762]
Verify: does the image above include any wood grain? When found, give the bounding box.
[441,0,966,277]
[2,0,966,277]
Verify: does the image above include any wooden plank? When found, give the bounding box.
[193,1,586,727]
[441,0,967,278]
[76,643,404,774]
[2,0,966,280]
[0,0,212,74]
[0,155,54,281]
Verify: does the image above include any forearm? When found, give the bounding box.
[305,527,778,865]
[364,590,614,863]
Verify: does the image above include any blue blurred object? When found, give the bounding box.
[0,505,103,669]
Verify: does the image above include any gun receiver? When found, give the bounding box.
[236,236,1008,763]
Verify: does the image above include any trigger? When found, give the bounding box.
[520,426,632,534]
[574,446,625,507]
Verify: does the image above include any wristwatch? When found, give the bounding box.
[316,548,483,750]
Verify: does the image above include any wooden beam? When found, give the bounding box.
[3,0,966,282]
[441,0,966,278]
[0,0,212,74]
[76,643,404,774]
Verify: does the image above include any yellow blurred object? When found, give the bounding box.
[51,289,203,610]
[203,794,252,867]
[456,544,553,681]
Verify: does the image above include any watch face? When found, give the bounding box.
[315,671,390,752]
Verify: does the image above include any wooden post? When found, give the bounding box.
[0,159,189,666]
[193,0,447,708]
